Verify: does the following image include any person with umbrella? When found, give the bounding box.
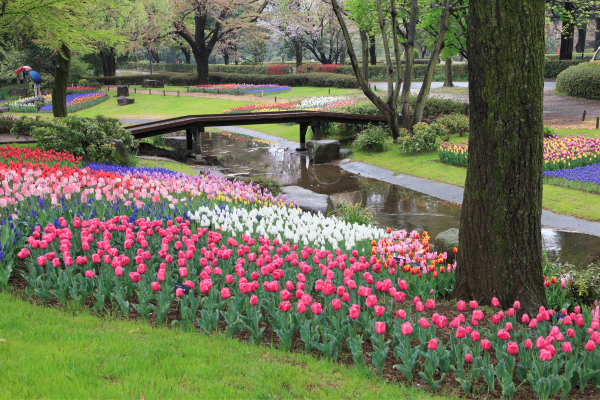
[29,70,42,97]
[15,66,32,84]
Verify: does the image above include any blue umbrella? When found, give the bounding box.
[29,71,42,83]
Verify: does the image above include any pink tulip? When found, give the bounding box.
[250,295,259,306]
[375,321,386,335]
[465,353,473,363]
[349,304,360,319]
[539,349,552,361]
[311,302,323,315]
[428,338,438,350]
[415,301,424,312]
[507,341,519,355]
[425,299,435,309]
[396,309,407,319]
[524,339,533,350]
[471,330,480,342]
[279,301,291,312]
[491,297,500,307]
[221,288,231,299]
[297,302,306,314]
[480,340,491,351]
[513,301,521,309]
[456,327,466,339]
[562,342,572,353]
[175,288,184,297]
[401,321,413,336]
[457,300,466,311]
[84,270,95,278]
[470,300,478,309]
[497,329,511,341]
[522,314,530,324]
[585,340,596,351]
[151,282,161,292]
[374,305,385,316]
[129,272,141,283]
[332,298,342,310]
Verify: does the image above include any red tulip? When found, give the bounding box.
[567,328,575,338]
[129,272,141,283]
[465,353,473,363]
[480,340,491,351]
[221,287,231,299]
[151,282,161,292]
[175,288,184,297]
[349,304,360,319]
[436,315,447,328]
[507,341,519,355]
[471,330,480,342]
[456,326,466,339]
[415,301,424,312]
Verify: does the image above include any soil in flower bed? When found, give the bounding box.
[6,267,597,400]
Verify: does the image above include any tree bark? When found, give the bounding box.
[52,43,71,118]
[294,41,303,66]
[100,48,116,77]
[359,29,369,82]
[399,0,419,122]
[559,2,575,60]
[596,17,600,51]
[181,48,191,64]
[452,0,547,314]
[369,34,376,65]
[223,50,230,65]
[444,56,453,87]
[575,26,587,53]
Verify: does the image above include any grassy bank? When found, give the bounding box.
[0,292,449,400]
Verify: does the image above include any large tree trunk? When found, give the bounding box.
[359,29,369,82]
[196,48,210,84]
[444,56,453,87]
[294,41,303,66]
[559,2,575,60]
[53,43,71,118]
[452,0,547,314]
[399,0,419,123]
[100,48,116,77]
[223,50,230,65]
[575,26,587,53]
[596,18,600,51]
[181,48,191,64]
[369,34,376,65]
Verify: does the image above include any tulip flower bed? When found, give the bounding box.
[38,92,109,113]
[2,145,600,398]
[440,135,600,172]
[190,84,291,95]
[223,96,357,114]
[67,86,101,94]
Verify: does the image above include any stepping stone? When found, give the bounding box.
[306,140,340,164]
[339,148,353,158]
[281,186,333,215]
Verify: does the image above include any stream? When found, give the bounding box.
[198,131,600,269]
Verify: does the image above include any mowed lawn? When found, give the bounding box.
[0,292,452,400]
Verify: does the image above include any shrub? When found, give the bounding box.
[78,79,89,87]
[0,115,21,133]
[545,60,585,79]
[396,122,445,153]
[556,62,600,99]
[562,263,600,306]
[267,65,292,75]
[240,176,281,196]
[14,115,137,164]
[328,201,376,226]
[543,126,556,138]
[313,64,342,73]
[436,113,469,137]
[352,124,392,151]
[414,96,466,116]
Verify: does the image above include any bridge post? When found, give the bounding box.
[311,121,321,140]
[296,123,308,151]
[186,129,193,154]
[194,125,204,157]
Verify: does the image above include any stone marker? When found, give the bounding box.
[117,97,134,106]
[339,148,353,159]
[0,107,9,113]
[142,80,164,88]
[434,228,459,261]
[306,140,340,164]
[281,186,333,215]
[117,85,129,97]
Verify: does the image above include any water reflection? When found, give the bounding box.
[200,131,600,267]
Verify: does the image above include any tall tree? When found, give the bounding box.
[171,0,268,84]
[452,0,547,313]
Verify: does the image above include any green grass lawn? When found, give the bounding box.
[0,292,451,400]
[554,127,600,138]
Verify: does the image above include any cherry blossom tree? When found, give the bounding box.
[170,0,268,83]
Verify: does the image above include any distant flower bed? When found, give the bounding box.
[439,135,600,171]
[190,84,291,95]
[39,92,109,113]
[543,163,600,186]
[222,96,357,114]
[67,86,100,94]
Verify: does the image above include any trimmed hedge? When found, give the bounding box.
[545,53,595,61]
[544,60,585,79]
[556,62,600,100]
[85,72,359,88]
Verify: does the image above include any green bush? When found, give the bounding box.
[556,62,600,99]
[352,124,392,151]
[396,122,445,153]
[543,126,556,138]
[328,201,376,226]
[13,115,137,164]
[544,60,585,79]
[436,113,469,137]
[239,176,281,196]
[545,53,594,61]
[562,263,600,306]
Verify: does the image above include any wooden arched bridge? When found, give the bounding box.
[125,111,388,153]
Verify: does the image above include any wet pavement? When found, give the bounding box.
[197,129,600,269]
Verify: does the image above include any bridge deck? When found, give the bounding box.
[124,111,387,153]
